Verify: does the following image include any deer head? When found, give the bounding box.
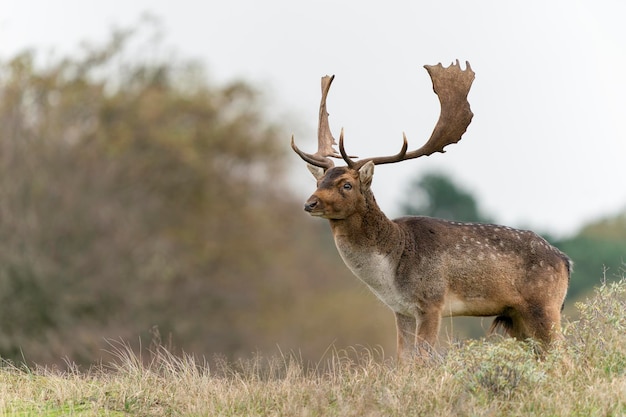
[292,60,475,220]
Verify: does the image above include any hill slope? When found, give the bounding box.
[2,278,626,416]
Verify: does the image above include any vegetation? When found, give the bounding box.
[400,171,493,223]
[0,21,623,377]
[554,213,626,299]
[2,278,626,416]
[0,27,392,366]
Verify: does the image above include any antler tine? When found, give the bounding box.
[343,131,409,170]
[291,75,341,170]
[349,60,474,170]
[338,128,355,168]
[291,135,334,169]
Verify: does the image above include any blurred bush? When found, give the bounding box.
[0,27,394,365]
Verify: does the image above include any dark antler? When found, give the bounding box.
[291,75,342,170]
[342,60,475,170]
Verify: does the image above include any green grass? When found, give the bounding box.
[2,279,626,416]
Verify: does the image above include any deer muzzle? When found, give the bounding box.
[304,196,322,215]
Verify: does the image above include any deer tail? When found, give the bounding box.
[489,315,513,336]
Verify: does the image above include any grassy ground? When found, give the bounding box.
[2,279,626,416]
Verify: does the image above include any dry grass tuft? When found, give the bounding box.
[2,278,626,416]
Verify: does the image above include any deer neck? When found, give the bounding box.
[328,191,399,254]
[328,190,407,311]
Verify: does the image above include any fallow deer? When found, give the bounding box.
[291,61,571,361]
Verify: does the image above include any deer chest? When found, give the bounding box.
[334,241,412,314]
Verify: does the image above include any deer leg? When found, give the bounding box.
[502,303,563,356]
[415,308,441,358]
[394,313,416,363]
[520,304,564,350]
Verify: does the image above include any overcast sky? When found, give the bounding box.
[2,1,625,237]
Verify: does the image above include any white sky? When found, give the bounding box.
[2,1,625,237]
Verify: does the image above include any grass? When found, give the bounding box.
[2,278,626,416]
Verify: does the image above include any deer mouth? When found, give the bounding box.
[304,205,325,217]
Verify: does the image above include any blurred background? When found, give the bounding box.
[0,1,624,366]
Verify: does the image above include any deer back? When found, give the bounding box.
[392,216,571,316]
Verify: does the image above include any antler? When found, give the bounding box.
[291,75,342,169]
[341,60,475,170]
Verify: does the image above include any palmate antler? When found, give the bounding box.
[292,60,475,171]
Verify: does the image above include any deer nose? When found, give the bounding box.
[304,197,319,212]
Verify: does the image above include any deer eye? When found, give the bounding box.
[343,183,352,190]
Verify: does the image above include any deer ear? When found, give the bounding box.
[306,164,326,180]
[358,160,375,188]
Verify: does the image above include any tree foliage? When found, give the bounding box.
[399,171,492,223]
[553,213,626,300]
[0,28,394,365]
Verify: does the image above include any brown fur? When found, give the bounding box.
[304,164,571,362]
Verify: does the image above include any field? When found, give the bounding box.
[1,279,626,417]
